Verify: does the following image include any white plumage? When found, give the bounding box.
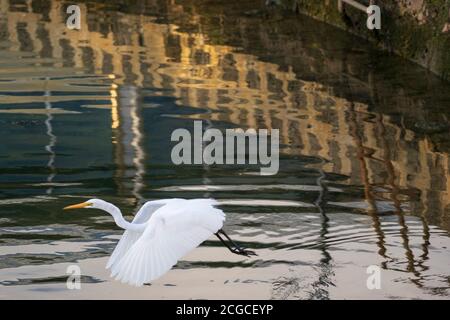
[109,199,224,286]
[106,199,172,271]
[64,198,225,286]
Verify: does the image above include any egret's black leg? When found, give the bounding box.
[215,229,257,257]
[215,232,233,252]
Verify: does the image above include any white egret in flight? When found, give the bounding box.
[63,198,256,286]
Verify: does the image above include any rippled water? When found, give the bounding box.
[0,0,449,299]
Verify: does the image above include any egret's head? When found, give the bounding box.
[63,199,108,211]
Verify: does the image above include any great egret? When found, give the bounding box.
[63,198,256,286]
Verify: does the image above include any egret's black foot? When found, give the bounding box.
[215,229,257,257]
[231,246,258,257]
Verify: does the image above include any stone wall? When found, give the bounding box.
[284,0,450,81]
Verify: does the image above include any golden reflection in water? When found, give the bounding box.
[110,79,120,130]
[1,2,448,205]
[0,0,449,296]
[1,0,448,215]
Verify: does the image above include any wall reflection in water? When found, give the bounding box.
[0,0,449,299]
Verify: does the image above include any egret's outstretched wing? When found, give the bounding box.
[110,199,225,286]
[106,199,183,269]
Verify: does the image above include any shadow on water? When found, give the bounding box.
[0,0,449,299]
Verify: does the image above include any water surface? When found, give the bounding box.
[0,0,449,299]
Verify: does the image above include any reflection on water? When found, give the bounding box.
[0,0,449,299]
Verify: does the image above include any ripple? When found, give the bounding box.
[0,196,57,205]
[0,108,80,114]
[1,227,54,233]
[1,275,103,286]
[156,184,343,192]
[217,199,314,207]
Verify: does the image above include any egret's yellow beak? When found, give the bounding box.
[63,202,92,210]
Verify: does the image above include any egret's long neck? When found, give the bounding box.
[101,203,143,232]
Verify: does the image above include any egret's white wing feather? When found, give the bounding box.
[106,199,183,269]
[132,199,183,224]
[110,199,224,286]
[106,230,140,269]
